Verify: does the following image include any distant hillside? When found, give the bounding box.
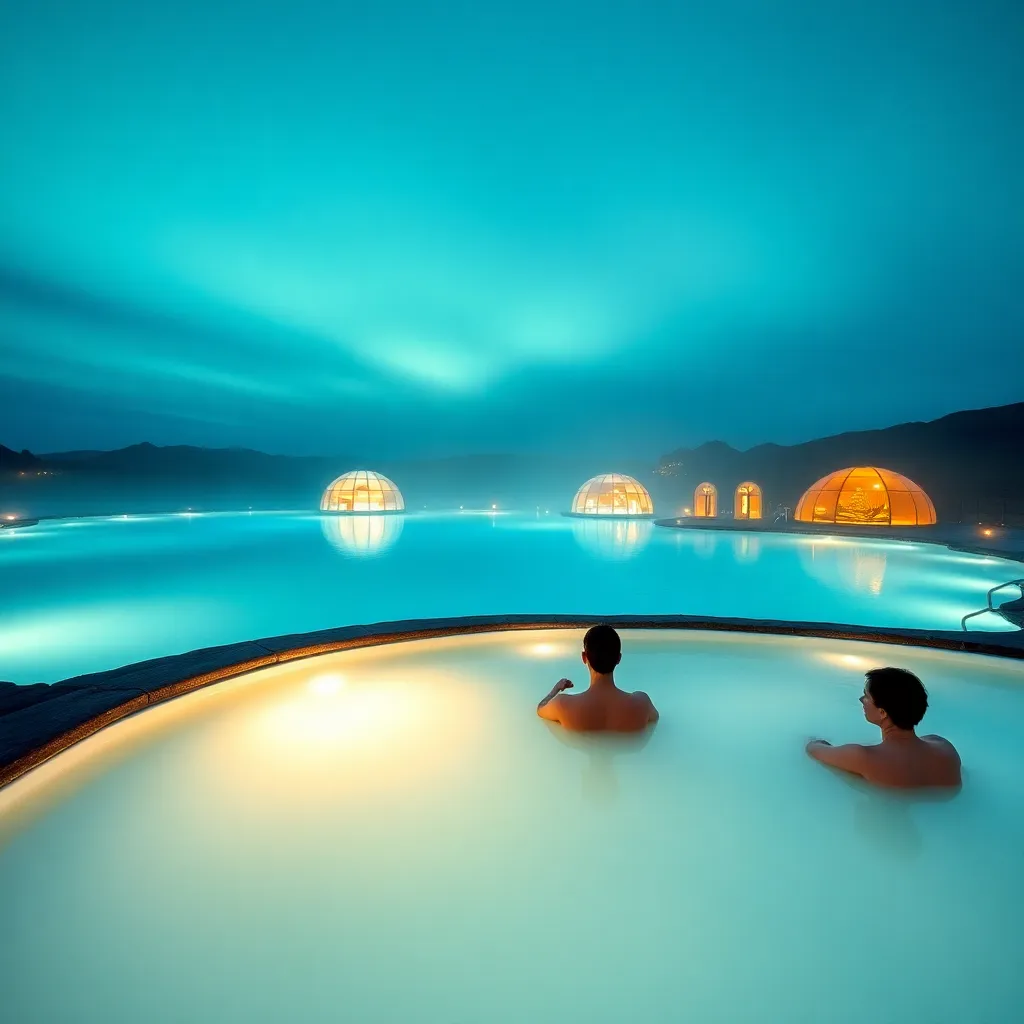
[0,442,659,518]
[41,441,330,478]
[34,444,652,503]
[376,453,657,511]
[656,402,1024,520]
[3,401,1022,520]
[0,446,43,472]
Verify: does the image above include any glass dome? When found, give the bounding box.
[794,467,936,526]
[320,471,404,513]
[571,474,654,516]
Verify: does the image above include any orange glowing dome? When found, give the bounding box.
[794,467,936,526]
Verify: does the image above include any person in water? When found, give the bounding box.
[806,667,961,788]
[537,624,659,733]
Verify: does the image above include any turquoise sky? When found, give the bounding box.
[1,1,1022,457]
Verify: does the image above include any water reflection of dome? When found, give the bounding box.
[573,518,653,560]
[321,514,404,557]
[800,540,887,596]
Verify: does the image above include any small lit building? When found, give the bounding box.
[734,482,763,520]
[794,467,936,526]
[571,474,654,516]
[320,471,405,513]
[693,482,718,517]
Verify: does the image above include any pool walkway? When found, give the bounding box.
[2,613,1023,791]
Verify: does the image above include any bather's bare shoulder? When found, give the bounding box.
[629,690,659,721]
[922,734,961,760]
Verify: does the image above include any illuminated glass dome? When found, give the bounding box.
[571,474,654,516]
[794,467,936,526]
[320,471,404,513]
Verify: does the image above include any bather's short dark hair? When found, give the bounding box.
[584,624,622,674]
[866,667,928,730]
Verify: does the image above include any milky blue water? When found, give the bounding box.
[1,630,1022,1023]
[0,511,1019,684]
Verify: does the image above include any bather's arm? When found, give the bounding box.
[537,678,573,722]
[805,739,868,777]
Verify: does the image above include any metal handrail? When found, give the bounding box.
[961,579,1024,630]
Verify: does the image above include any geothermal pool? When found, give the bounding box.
[1,629,1022,1023]
[0,511,1020,685]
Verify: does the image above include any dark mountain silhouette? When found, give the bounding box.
[42,441,327,476]
[1,441,655,517]
[2,401,1022,520]
[0,446,43,471]
[656,402,1024,521]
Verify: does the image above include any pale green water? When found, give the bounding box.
[2,629,1023,1023]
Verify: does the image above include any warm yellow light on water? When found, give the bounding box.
[527,642,558,658]
[308,672,345,695]
[258,677,419,750]
[819,651,873,670]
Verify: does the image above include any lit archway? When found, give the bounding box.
[693,482,717,518]
[734,482,762,520]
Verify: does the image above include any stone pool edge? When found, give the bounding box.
[3,613,1023,790]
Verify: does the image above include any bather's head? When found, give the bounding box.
[861,667,928,730]
[582,624,622,675]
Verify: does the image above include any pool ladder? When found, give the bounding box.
[961,580,1024,630]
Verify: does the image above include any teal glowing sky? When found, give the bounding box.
[1,1,1022,457]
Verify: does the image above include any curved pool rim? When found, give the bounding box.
[3,612,1024,791]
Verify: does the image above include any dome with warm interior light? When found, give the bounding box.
[320,471,405,513]
[570,474,654,516]
[794,467,936,526]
